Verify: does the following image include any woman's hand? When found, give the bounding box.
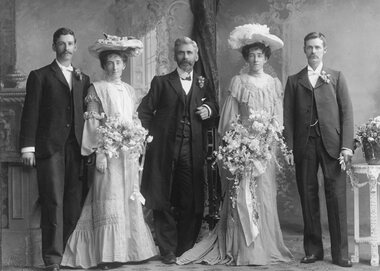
[96,153,107,173]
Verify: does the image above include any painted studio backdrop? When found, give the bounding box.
[1,0,380,266]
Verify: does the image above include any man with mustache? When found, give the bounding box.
[283,32,354,268]
[19,27,90,271]
[138,37,219,264]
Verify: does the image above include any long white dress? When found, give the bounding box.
[177,73,293,266]
[61,80,157,269]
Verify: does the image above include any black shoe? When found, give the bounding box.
[162,252,176,264]
[45,264,60,271]
[97,262,123,270]
[333,259,352,267]
[300,254,323,264]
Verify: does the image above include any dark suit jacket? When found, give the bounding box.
[19,60,90,158]
[283,66,354,161]
[137,70,219,213]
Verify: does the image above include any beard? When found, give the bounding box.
[179,60,194,71]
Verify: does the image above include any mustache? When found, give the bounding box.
[179,60,192,65]
[60,51,72,55]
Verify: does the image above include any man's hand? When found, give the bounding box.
[96,153,107,173]
[285,153,294,166]
[21,152,36,167]
[195,106,210,120]
[339,149,353,170]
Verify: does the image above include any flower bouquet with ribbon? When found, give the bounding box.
[214,109,287,231]
[96,114,153,204]
[96,113,151,158]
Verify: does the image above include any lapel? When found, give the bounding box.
[314,66,329,90]
[314,77,324,90]
[72,67,83,106]
[168,70,185,104]
[50,60,70,92]
[191,72,200,102]
[298,67,313,91]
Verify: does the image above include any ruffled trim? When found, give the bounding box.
[62,198,157,269]
[85,92,101,104]
[228,74,280,108]
[83,111,105,120]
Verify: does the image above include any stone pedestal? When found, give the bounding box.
[349,164,380,266]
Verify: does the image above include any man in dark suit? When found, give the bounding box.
[19,27,90,271]
[137,37,218,264]
[283,32,354,268]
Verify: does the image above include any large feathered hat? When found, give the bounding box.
[88,33,144,58]
[228,23,284,51]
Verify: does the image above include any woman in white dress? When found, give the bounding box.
[177,24,293,266]
[61,34,157,269]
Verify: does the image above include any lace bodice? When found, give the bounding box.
[81,80,137,155]
[91,80,137,122]
[218,73,283,136]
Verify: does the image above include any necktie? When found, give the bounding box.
[181,76,191,81]
[62,66,74,72]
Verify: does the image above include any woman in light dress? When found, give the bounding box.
[61,34,157,269]
[177,24,293,266]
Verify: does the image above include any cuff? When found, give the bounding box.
[341,147,353,156]
[202,104,212,117]
[21,147,35,153]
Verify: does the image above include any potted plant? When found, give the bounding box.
[356,116,380,165]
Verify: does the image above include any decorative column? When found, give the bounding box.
[0,0,16,85]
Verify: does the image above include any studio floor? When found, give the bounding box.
[2,233,379,271]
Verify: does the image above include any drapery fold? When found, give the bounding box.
[190,0,219,101]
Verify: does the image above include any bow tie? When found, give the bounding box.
[181,76,191,81]
[61,65,74,72]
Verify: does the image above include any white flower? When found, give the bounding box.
[320,70,331,84]
[96,115,151,158]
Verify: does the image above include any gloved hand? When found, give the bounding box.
[96,153,107,173]
[285,153,294,166]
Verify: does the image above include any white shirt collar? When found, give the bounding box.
[56,59,73,72]
[307,62,323,75]
[177,67,193,80]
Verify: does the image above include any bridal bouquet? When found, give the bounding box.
[214,109,287,224]
[215,109,285,176]
[96,114,152,159]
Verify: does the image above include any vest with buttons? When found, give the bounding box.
[176,85,193,138]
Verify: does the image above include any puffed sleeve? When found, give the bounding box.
[273,77,283,127]
[81,85,105,155]
[217,76,241,137]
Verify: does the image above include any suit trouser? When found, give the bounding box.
[153,136,203,257]
[295,136,349,261]
[36,134,83,266]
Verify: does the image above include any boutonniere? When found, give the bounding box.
[320,70,331,84]
[197,76,205,88]
[74,68,83,81]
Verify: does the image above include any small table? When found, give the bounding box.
[349,164,380,266]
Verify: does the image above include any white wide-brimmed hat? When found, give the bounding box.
[88,33,144,58]
[228,23,284,51]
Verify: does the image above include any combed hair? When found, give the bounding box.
[304,32,327,47]
[174,37,198,54]
[98,50,128,69]
[53,27,76,44]
[241,42,271,60]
